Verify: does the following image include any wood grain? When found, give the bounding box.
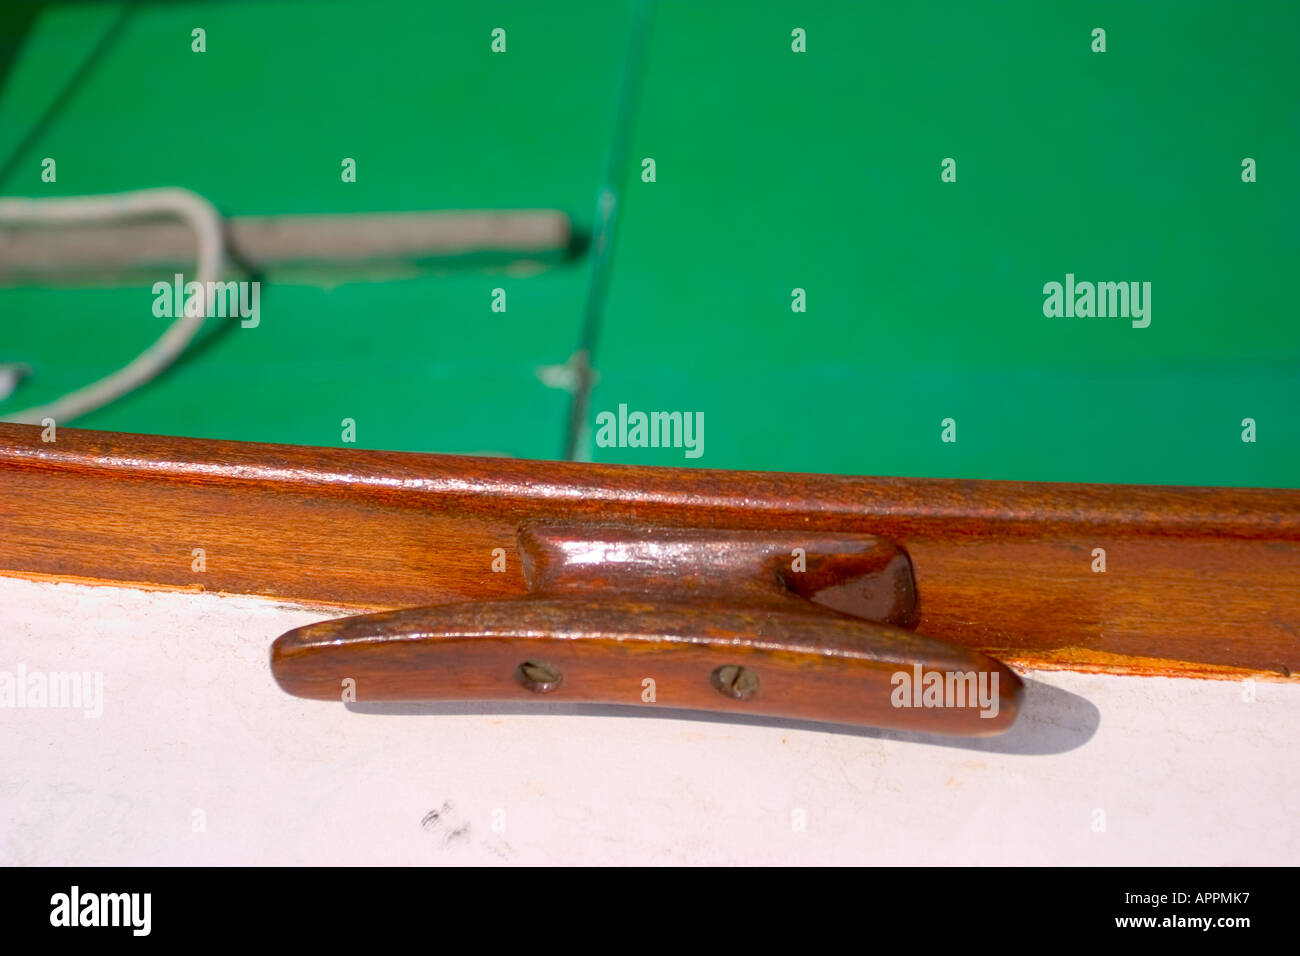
[2,422,1298,679]
[271,524,1023,734]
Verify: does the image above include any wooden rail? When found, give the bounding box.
[2,422,1297,680]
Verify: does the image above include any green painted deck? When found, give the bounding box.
[2,1,1297,486]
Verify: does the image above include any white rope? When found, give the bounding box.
[0,187,224,424]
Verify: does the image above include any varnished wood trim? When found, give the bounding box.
[2,423,1298,679]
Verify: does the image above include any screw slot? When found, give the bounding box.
[516,659,563,693]
[711,664,759,701]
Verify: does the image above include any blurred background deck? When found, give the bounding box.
[1,0,1297,485]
